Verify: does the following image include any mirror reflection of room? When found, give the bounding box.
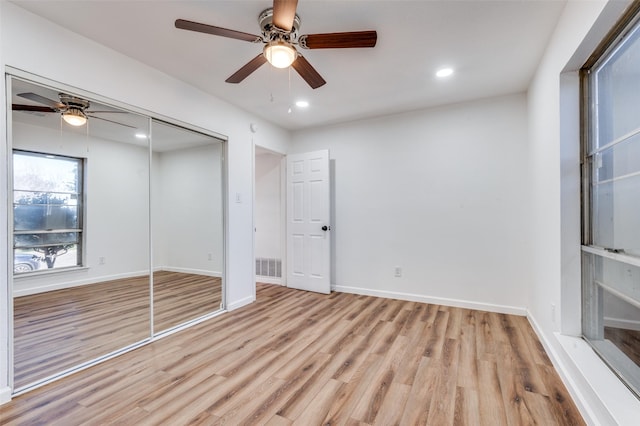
[151,119,224,333]
[10,77,224,391]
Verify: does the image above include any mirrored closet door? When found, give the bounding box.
[9,76,225,392]
[151,120,224,332]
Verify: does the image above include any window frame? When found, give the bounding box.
[12,149,86,275]
[580,2,640,400]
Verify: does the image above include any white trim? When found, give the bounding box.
[13,268,222,297]
[527,311,640,426]
[333,284,527,316]
[158,266,222,278]
[251,139,257,303]
[603,317,640,332]
[12,270,148,297]
[256,276,282,285]
[0,386,11,405]
[227,294,255,311]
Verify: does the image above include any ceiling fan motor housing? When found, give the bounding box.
[259,7,301,43]
[59,93,90,111]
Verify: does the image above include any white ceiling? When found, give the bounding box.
[10,0,567,131]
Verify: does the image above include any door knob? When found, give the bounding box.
[322,225,331,231]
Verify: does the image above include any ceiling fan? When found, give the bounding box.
[175,0,377,89]
[12,92,135,128]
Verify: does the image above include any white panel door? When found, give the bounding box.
[286,150,331,294]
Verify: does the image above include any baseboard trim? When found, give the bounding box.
[227,294,255,311]
[526,311,640,426]
[13,270,148,297]
[256,276,282,285]
[333,284,526,316]
[603,317,640,331]
[0,386,11,405]
[13,268,223,297]
[159,267,222,278]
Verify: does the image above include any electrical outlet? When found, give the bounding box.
[551,303,556,324]
[208,253,213,261]
[99,257,105,265]
[394,266,402,278]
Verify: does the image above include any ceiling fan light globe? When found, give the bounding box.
[62,108,87,126]
[264,42,296,69]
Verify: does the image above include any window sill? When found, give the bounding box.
[13,266,89,279]
[556,333,640,425]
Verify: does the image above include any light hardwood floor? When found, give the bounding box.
[13,271,221,388]
[1,283,584,425]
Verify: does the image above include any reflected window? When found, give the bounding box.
[13,150,84,274]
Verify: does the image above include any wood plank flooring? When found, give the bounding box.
[13,271,221,388]
[2,283,584,425]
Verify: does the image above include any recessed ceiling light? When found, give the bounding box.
[295,100,309,108]
[436,67,454,78]
[135,133,147,139]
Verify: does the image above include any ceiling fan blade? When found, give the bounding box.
[226,54,268,84]
[272,0,298,31]
[12,104,57,113]
[86,114,137,129]
[175,19,261,43]
[17,92,65,109]
[291,55,326,89]
[299,31,377,49]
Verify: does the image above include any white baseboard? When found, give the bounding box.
[227,294,255,311]
[13,270,149,297]
[13,268,223,297]
[526,311,640,426]
[256,276,282,285]
[0,386,11,405]
[333,284,527,316]
[159,266,222,277]
[604,317,640,331]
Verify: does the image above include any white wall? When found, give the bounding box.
[255,152,282,261]
[290,93,531,313]
[153,143,224,275]
[527,0,640,423]
[0,1,290,402]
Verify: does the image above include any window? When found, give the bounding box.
[13,150,84,274]
[582,6,640,398]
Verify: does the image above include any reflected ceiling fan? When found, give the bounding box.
[175,0,377,89]
[12,92,135,128]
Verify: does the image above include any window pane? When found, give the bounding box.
[13,152,80,193]
[14,232,80,248]
[593,23,640,150]
[594,133,640,182]
[14,204,79,231]
[13,244,80,273]
[13,150,83,274]
[591,129,640,255]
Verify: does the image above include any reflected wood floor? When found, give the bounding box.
[605,326,640,366]
[13,271,221,388]
[2,283,583,425]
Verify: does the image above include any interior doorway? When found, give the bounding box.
[254,146,285,285]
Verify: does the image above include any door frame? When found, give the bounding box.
[253,144,287,287]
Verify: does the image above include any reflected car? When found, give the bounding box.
[14,254,44,273]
